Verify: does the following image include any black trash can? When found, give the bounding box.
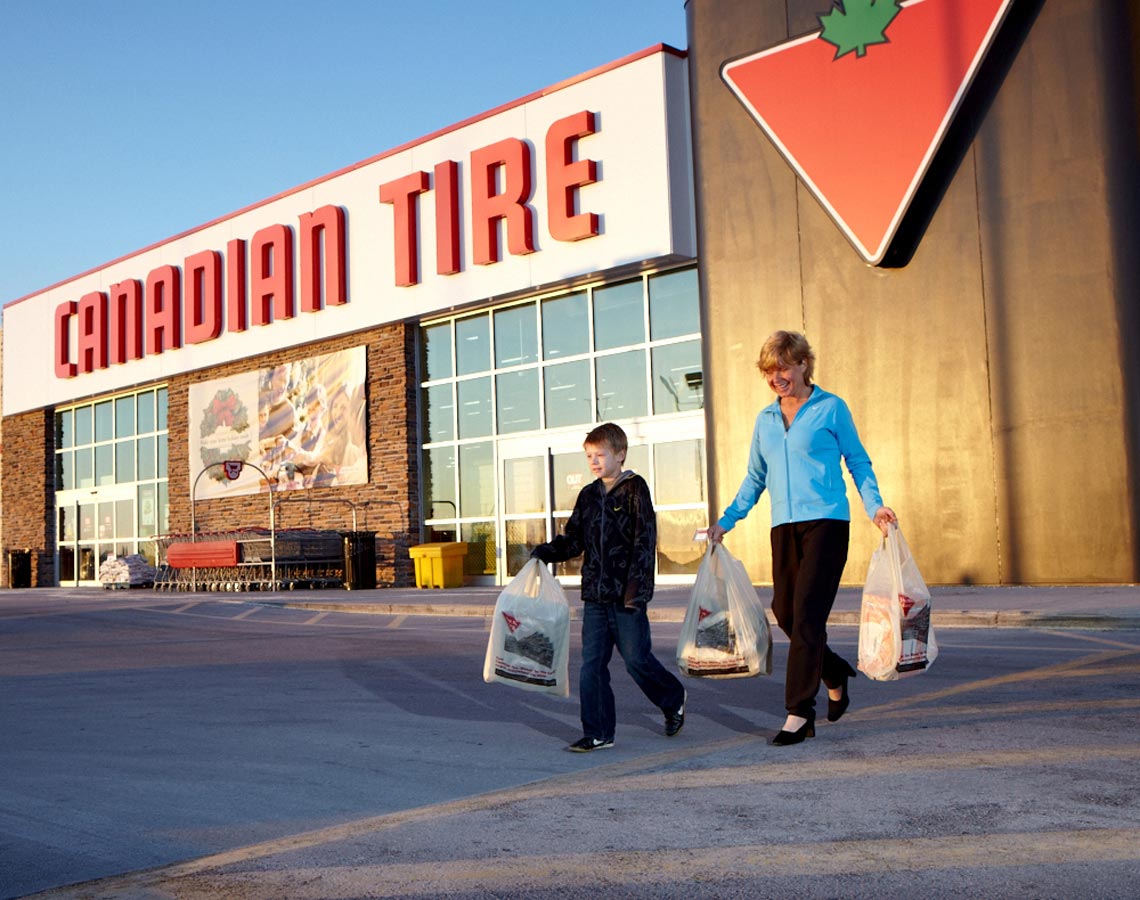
[8,549,32,589]
[342,531,377,590]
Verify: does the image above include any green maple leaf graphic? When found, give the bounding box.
[819,0,901,59]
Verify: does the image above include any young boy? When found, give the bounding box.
[531,423,687,752]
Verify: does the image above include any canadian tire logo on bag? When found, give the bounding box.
[722,0,1015,265]
[501,612,521,633]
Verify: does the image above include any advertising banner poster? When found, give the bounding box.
[189,346,368,499]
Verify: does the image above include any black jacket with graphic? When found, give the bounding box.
[534,471,656,605]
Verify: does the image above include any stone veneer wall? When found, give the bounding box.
[1,408,55,587]
[167,322,421,588]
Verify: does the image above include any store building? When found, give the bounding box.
[3,0,1139,589]
[2,47,701,589]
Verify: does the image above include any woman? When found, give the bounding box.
[707,331,896,745]
[313,385,367,485]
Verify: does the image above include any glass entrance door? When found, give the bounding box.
[500,452,549,580]
[57,484,136,586]
[496,433,589,584]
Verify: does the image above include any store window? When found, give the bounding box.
[495,369,539,433]
[458,441,495,518]
[596,350,647,419]
[654,439,707,576]
[542,292,588,359]
[423,445,457,530]
[593,280,645,350]
[457,377,493,439]
[543,359,591,428]
[494,303,538,367]
[651,340,704,414]
[419,267,706,583]
[455,315,490,375]
[649,268,700,339]
[54,387,169,584]
[421,321,453,381]
[423,384,454,443]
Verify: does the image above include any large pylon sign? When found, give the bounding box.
[722,0,1016,265]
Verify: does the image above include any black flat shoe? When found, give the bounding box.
[772,712,815,746]
[827,678,851,722]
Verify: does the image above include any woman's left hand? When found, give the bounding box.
[873,506,898,535]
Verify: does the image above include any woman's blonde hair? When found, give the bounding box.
[757,330,815,383]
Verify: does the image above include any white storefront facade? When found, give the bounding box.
[2,46,705,588]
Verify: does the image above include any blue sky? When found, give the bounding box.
[0,1,687,307]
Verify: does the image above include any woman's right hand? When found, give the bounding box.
[873,506,898,535]
[706,523,728,544]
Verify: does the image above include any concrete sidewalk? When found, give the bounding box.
[238,581,1140,630]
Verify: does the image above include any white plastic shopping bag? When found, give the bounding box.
[858,524,938,681]
[677,543,773,678]
[483,559,571,696]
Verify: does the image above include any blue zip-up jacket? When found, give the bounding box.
[718,386,884,531]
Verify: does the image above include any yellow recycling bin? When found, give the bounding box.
[408,542,468,588]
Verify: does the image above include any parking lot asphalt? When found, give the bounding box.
[4,582,1140,899]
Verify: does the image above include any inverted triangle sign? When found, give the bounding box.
[722,0,1015,265]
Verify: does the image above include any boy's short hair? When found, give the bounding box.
[584,422,628,455]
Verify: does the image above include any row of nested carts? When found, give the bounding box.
[148,528,378,591]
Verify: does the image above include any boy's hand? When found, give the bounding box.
[530,545,556,564]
